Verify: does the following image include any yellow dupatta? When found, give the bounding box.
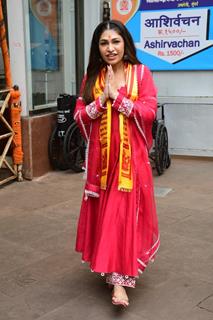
[93,63,138,191]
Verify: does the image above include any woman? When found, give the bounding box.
[74,20,159,307]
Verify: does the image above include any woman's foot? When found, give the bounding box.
[112,285,129,307]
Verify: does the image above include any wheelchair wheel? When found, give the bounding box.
[166,153,171,169]
[152,119,158,140]
[48,127,69,170]
[63,122,86,172]
[155,123,169,175]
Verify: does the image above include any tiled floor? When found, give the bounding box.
[0,158,213,320]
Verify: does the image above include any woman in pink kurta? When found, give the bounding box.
[74,20,159,307]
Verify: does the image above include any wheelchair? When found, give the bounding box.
[49,97,170,175]
[149,103,171,175]
[61,103,171,175]
[63,121,86,173]
[48,94,86,172]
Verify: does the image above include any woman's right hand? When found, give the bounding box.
[103,68,109,101]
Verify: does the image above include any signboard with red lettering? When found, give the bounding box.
[112,0,213,70]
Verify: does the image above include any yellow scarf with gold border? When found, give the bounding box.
[93,63,137,191]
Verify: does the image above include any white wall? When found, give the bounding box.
[154,71,213,99]
[154,71,213,156]
[162,103,213,156]
[7,0,31,116]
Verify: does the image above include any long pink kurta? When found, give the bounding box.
[74,64,160,277]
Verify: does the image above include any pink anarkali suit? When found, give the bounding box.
[74,64,159,287]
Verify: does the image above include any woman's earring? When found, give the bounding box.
[123,54,128,61]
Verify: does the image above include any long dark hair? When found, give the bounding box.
[82,20,141,104]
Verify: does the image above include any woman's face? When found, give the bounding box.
[98,29,125,66]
